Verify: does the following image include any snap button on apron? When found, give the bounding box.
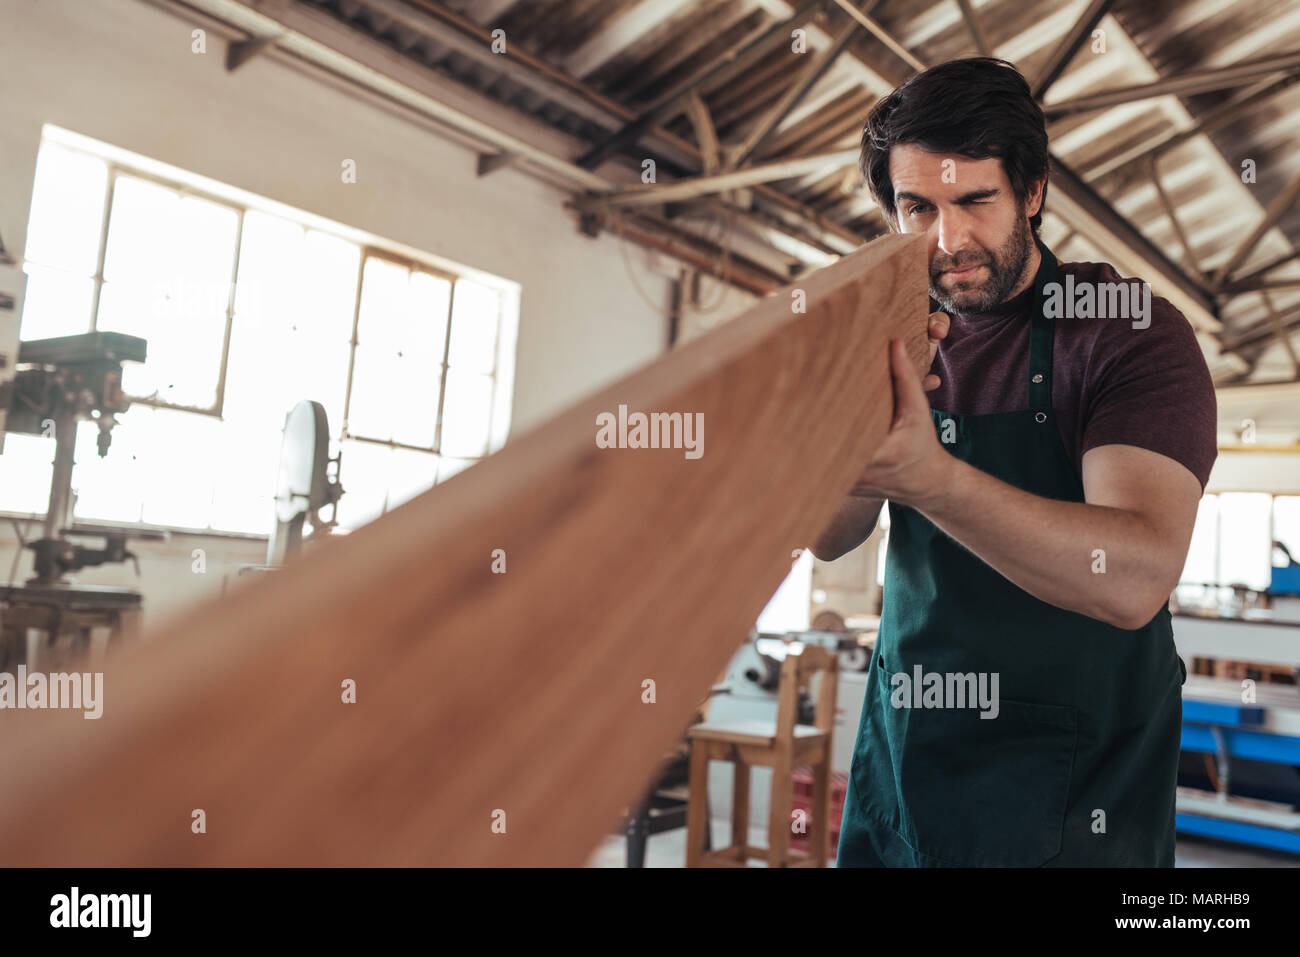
[1035,411,1047,423]
[1032,373,1044,383]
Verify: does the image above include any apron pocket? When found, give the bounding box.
[846,657,908,840]
[897,697,1077,866]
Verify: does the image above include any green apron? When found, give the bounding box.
[837,242,1187,867]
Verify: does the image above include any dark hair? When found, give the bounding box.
[860,58,1049,235]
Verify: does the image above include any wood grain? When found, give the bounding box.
[0,232,927,866]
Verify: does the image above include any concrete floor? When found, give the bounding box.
[586,821,1300,867]
[585,820,791,868]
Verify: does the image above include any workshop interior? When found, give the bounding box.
[2,0,1300,871]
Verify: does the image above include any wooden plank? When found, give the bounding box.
[0,233,927,866]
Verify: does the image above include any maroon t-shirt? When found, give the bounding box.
[927,259,1218,489]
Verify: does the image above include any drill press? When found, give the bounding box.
[0,331,155,668]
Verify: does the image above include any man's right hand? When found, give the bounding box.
[807,312,950,561]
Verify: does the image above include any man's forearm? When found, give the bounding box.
[913,456,1178,630]
[809,495,884,561]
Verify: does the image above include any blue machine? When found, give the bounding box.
[1272,564,1300,596]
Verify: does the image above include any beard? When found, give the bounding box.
[928,212,1034,314]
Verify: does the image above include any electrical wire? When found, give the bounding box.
[610,211,674,316]
[610,204,739,327]
[682,205,738,316]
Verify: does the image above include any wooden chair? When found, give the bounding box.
[623,678,730,866]
[685,643,839,867]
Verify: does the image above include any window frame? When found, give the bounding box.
[10,130,517,535]
[340,248,505,460]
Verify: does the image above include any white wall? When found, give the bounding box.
[1211,387,1300,493]
[0,0,673,626]
[1208,453,1300,494]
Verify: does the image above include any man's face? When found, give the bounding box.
[887,144,1042,313]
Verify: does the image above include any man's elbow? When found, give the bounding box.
[807,541,842,563]
[1100,586,1174,632]
[809,530,863,562]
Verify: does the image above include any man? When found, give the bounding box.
[812,58,1216,867]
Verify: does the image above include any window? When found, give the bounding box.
[1181,494,1219,586]
[1274,496,1300,566]
[1217,492,1272,590]
[2,127,518,535]
[1176,492,1299,608]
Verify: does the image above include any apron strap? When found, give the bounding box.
[1028,240,1059,416]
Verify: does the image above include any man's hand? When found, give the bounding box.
[921,311,949,393]
[808,311,950,559]
[850,337,952,507]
